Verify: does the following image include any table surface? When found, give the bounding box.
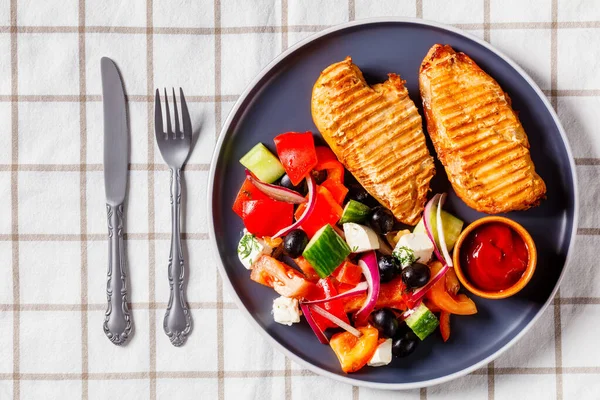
[1,1,598,399]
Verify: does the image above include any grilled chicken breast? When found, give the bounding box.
[312,57,435,226]
[419,44,546,213]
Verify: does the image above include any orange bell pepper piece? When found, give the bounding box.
[440,311,451,342]
[329,326,379,373]
[426,261,477,315]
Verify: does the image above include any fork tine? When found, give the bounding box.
[172,87,181,138]
[154,89,164,139]
[179,88,192,139]
[164,88,173,138]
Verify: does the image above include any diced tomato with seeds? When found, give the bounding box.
[232,177,269,218]
[250,255,316,299]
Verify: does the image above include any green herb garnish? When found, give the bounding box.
[238,234,260,260]
[393,246,417,268]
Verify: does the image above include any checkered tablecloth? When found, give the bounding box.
[1,0,599,399]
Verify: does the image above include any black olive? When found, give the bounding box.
[401,263,431,289]
[346,183,371,203]
[392,334,419,358]
[279,174,307,196]
[371,309,399,338]
[283,229,309,258]
[369,207,395,234]
[377,254,398,283]
[311,170,327,185]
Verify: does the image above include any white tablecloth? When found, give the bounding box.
[1,0,598,399]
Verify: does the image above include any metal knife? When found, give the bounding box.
[101,57,133,345]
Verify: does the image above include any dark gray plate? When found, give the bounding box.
[208,18,578,389]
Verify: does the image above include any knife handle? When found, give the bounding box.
[164,168,192,347]
[103,203,133,345]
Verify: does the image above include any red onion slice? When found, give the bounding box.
[301,282,368,305]
[409,263,449,303]
[423,194,444,262]
[272,176,317,238]
[300,302,328,344]
[436,193,453,267]
[310,305,362,338]
[353,251,381,326]
[245,170,306,204]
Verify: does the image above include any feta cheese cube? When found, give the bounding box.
[343,223,380,253]
[394,232,434,267]
[272,296,301,326]
[367,338,393,367]
[237,232,272,269]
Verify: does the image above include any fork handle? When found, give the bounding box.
[104,203,133,345]
[164,168,192,346]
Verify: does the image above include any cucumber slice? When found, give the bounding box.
[239,143,285,183]
[340,200,371,224]
[302,224,351,278]
[405,303,439,340]
[413,209,463,251]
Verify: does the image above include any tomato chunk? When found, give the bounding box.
[305,278,351,332]
[242,199,293,237]
[232,177,269,218]
[426,261,477,315]
[274,132,318,186]
[333,260,363,286]
[330,326,379,373]
[250,255,315,299]
[295,186,343,237]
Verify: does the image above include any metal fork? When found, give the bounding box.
[155,88,193,346]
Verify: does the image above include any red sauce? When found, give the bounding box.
[461,223,529,292]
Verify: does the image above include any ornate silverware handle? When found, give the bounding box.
[104,203,133,345]
[164,168,192,346]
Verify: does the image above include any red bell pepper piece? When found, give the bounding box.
[333,260,363,286]
[344,277,407,314]
[294,186,343,237]
[294,256,320,282]
[232,177,269,218]
[242,199,293,237]
[306,278,351,332]
[315,146,345,183]
[274,132,318,186]
[321,178,349,205]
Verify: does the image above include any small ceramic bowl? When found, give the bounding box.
[452,216,537,300]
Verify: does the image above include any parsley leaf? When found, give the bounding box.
[392,246,416,268]
[238,234,259,259]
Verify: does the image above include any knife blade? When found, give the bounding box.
[101,57,133,345]
[102,57,128,205]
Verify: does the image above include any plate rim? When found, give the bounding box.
[207,16,579,390]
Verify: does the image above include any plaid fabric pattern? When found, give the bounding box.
[0,0,598,399]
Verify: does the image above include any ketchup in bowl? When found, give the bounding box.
[460,222,529,292]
